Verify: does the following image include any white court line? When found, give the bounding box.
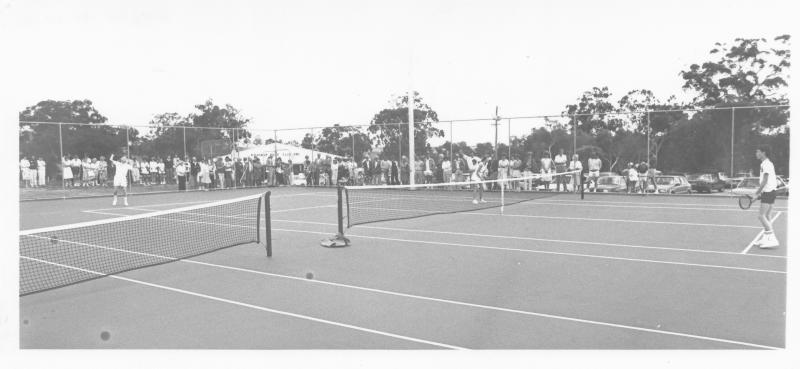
[178,258,781,349]
[88,200,213,212]
[741,212,783,254]
[270,226,786,274]
[307,192,786,212]
[270,219,786,259]
[20,235,779,349]
[20,256,462,349]
[546,198,788,209]
[346,205,762,229]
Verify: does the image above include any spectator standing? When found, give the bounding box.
[637,161,650,194]
[304,155,313,186]
[497,154,509,190]
[175,158,188,191]
[215,157,226,189]
[401,156,410,185]
[164,156,174,184]
[441,156,452,186]
[380,157,391,185]
[625,162,638,194]
[37,157,47,187]
[390,158,400,185]
[540,151,554,191]
[586,152,602,192]
[554,148,568,192]
[569,154,583,193]
[189,157,199,189]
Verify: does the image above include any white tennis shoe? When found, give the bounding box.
[758,233,779,249]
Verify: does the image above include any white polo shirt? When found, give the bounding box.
[760,158,777,192]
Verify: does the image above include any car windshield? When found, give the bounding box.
[737,178,760,188]
[655,177,674,185]
[687,174,711,181]
[598,177,620,185]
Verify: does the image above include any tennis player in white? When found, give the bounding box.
[754,146,779,248]
[109,154,132,206]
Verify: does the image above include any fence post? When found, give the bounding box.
[646,110,651,168]
[730,107,736,178]
[58,123,65,199]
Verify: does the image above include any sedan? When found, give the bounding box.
[594,175,627,193]
[732,177,789,197]
[653,175,692,194]
[686,173,726,193]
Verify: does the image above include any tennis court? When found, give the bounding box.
[19,186,787,349]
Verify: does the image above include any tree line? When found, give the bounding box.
[20,35,790,178]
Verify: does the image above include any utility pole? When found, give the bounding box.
[492,106,500,159]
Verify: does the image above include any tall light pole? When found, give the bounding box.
[408,90,415,186]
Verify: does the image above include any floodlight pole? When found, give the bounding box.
[408,90,415,186]
[730,107,736,177]
[59,123,65,198]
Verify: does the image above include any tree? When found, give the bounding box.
[617,89,690,168]
[142,99,252,159]
[368,92,444,159]
[680,35,790,106]
[19,100,130,180]
[309,124,373,160]
[562,87,622,133]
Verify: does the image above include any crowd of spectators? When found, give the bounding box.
[21,148,660,194]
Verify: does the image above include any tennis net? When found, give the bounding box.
[340,170,583,228]
[19,192,271,296]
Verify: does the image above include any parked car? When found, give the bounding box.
[653,175,692,194]
[686,173,726,193]
[732,177,789,197]
[594,175,627,193]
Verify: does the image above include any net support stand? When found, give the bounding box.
[265,191,272,257]
[321,186,350,248]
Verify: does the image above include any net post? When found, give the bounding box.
[256,194,262,245]
[265,191,272,257]
[337,185,345,235]
[321,185,350,247]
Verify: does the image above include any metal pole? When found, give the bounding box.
[730,107,735,177]
[646,111,651,167]
[59,123,65,198]
[449,121,453,164]
[508,119,511,159]
[183,126,187,159]
[573,115,577,155]
[493,106,499,160]
[408,90,415,186]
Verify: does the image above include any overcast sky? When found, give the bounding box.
[1,0,792,143]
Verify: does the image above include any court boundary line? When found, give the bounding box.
[307,192,786,212]
[20,256,463,349]
[271,227,785,274]
[270,219,785,259]
[345,205,762,229]
[177,258,780,349]
[19,234,780,349]
[79,209,785,261]
[741,212,783,254]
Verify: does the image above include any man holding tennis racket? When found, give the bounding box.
[753,146,779,249]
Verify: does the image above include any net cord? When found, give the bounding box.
[19,193,264,236]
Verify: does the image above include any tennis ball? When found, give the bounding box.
[100,331,111,341]
[305,272,314,280]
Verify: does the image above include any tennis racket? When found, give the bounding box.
[738,194,758,210]
[739,185,790,209]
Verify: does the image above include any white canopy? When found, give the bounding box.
[231,143,342,163]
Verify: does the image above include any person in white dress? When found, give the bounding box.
[62,156,74,187]
[568,154,583,193]
[37,157,46,186]
[109,154,132,206]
